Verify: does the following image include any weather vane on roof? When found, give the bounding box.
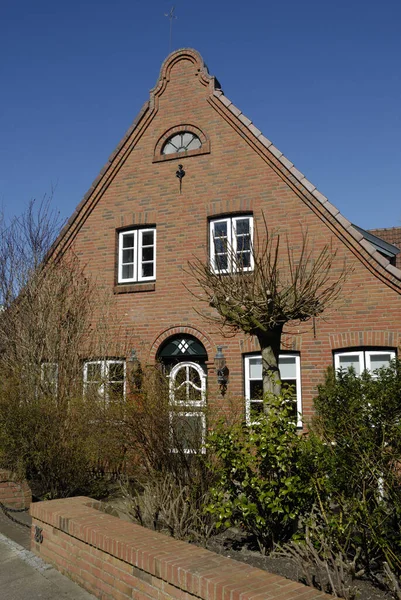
[164,6,177,54]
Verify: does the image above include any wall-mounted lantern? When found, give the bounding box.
[128,349,142,390]
[214,346,229,395]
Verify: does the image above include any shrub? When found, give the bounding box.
[309,363,401,578]
[206,386,314,553]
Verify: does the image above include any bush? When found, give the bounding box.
[206,387,314,553]
[309,363,401,578]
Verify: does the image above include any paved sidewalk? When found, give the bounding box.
[0,508,96,600]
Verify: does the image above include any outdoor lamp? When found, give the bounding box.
[214,346,229,395]
[128,349,142,389]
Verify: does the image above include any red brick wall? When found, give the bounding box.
[0,468,31,509]
[52,49,401,423]
[31,496,332,600]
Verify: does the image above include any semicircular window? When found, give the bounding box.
[162,132,202,155]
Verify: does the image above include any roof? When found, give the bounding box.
[352,225,400,259]
[47,48,401,290]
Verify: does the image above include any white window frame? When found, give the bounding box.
[169,361,207,453]
[334,349,396,377]
[83,359,126,402]
[210,215,254,274]
[244,354,302,427]
[118,228,156,283]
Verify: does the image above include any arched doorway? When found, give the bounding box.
[157,334,208,453]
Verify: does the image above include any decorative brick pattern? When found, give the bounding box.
[0,468,32,510]
[31,497,332,600]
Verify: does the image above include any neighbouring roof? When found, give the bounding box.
[48,48,401,289]
[352,225,400,259]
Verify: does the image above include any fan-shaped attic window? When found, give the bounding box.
[162,132,202,155]
[153,125,210,163]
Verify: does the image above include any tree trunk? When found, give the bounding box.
[256,326,283,413]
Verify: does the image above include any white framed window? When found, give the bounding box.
[41,362,58,396]
[118,228,156,283]
[244,354,302,427]
[83,360,126,403]
[334,349,396,377]
[169,361,207,453]
[162,132,202,155]
[210,215,253,273]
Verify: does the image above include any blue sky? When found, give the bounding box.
[1,0,400,230]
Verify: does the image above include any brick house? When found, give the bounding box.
[49,48,401,444]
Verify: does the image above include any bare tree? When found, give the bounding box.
[0,195,62,308]
[188,220,349,403]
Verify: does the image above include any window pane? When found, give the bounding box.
[171,414,204,451]
[213,222,228,238]
[142,263,154,278]
[187,137,201,150]
[122,234,134,249]
[122,249,134,263]
[281,380,297,420]
[214,238,227,254]
[122,264,134,279]
[249,357,262,379]
[250,401,264,416]
[369,353,393,370]
[237,252,251,268]
[250,380,263,400]
[279,356,297,379]
[109,362,124,381]
[338,355,361,375]
[182,132,193,146]
[236,219,250,235]
[142,247,154,261]
[86,363,102,381]
[142,231,154,246]
[215,254,228,271]
[237,236,250,252]
[108,382,124,401]
[163,142,177,155]
[188,366,201,388]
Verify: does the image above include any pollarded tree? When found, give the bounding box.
[188,219,349,404]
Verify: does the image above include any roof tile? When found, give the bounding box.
[360,238,376,256]
[248,124,262,138]
[300,178,316,193]
[238,113,252,127]
[279,156,294,169]
[312,189,328,204]
[269,145,283,158]
[228,104,242,117]
[336,214,352,230]
[219,95,232,107]
[258,134,273,148]
[290,166,305,181]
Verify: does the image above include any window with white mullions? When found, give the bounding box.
[83,360,126,403]
[334,349,396,377]
[210,215,253,273]
[169,361,206,453]
[162,132,202,155]
[244,354,302,427]
[118,228,156,283]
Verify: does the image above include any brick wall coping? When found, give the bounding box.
[31,496,332,600]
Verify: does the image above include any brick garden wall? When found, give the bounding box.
[0,468,31,509]
[31,496,332,600]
